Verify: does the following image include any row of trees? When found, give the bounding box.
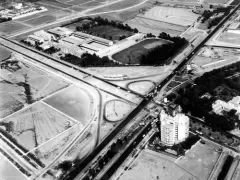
[173,61,240,131]
[0,17,12,23]
[140,32,188,65]
[60,53,120,67]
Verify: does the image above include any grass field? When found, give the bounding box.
[0,102,77,151]
[117,149,196,180]
[138,6,199,26]
[176,141,221,180]
[127,80,155,95]
[0,58,69,118]
[205,0,229,4]
[86,25,133,40]
[0,21,30,35]
[23,15,56,26]
[105,100,134,121]
[44,85,93,125]
[37,0,72,8]
[112,38,170,64]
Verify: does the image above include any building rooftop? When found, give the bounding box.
[48,27,73,37]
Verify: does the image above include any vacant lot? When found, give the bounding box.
[0,153,28,180]
[117,149,196,180]
[218,32,240,45]
[0,21,30,36]
[112,38,170,64]
[105,100,134,121]
[176,141,221,180]
[0,102,77,151]
[205,0,229,4]
[0,46,11,62]
[37,0,72,8]
[86,25,133,40]
[127,80,155,95]
[30,123,81,165]
[23,15,56,26]
[44,85,93,125]
[138,6,199,26]
[0,58,69,118]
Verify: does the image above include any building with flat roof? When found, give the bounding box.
[74,31,113,46]
[228,22,240,30]
[160,109,189,146]
[34,30,56,41]
[48,27,73,38]
[27,34,45,44]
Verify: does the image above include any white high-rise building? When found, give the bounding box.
[160,109,189,146]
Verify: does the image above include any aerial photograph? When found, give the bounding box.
[1,0,240,180]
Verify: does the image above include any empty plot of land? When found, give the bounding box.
[176,141,221,180]
[126,16,186,36]
[68,0,100,5]
[127,80,155,95]
[0,58,69,118]
[0,153,28,180]
[138,6,199,26]
[44,85,93,125]
[117,149,196,180]
[23,15,56,26]
[218,32,240,45]
[0,102,77,151]
[112,38,170,64]
[0,46,11,62]
[37,0,72,8]
[30,123,81,165]
[86,25,133,40]
[0,21,30,35]
[205,0,229,4]
[105,100,135,122]
[72,0,108,11]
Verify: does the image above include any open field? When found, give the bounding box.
[218,32,240,45]
[105,100,135,122]
[0,46,11,62]
[23,15,57,26]
[117,149,196,180]
[0,57,69,118]
[112,38,170,64]
[126,16,187,36]
[127,80,155,95]
[191,46,240,68]
[176,141,221,180]
[138,6,199,26]
[0,21,31,36]
[37,0,72,8]
[86,25,133,40]
[232,159,240,180]
[71,0,108,12]
[0,102,77,151]
[0,153,28,180]
[29,123,81,166]
[44,85,93,125]
[205,0,230,4]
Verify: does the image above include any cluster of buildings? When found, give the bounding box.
[212,96,240,118]
[24,26,114,57]
[0,3,47,20]
[159,109,190,146]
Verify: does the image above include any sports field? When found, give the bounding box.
[176,141,221,180]
[138,6,199,26]
[112,38,170,64]
[86,25,133,40]
[0,102,77,151]
[44,85,93,125]
[23,15,56,26]
[117,149,196,180]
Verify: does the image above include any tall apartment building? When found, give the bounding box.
[160,109,189,146]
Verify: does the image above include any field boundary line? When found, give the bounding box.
[41,101,80,124]
[25,122,81,155]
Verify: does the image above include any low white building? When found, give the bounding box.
[34,30,56,41]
